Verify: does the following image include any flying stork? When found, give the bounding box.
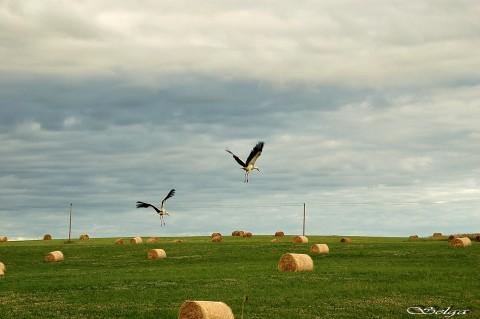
[136,189,175,226]
[226,141,264,183]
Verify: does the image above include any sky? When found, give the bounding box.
[1,1,480,240]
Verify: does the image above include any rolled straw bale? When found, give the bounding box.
[408,235,419,241]
[231,230,240,236]
[0,262,5,273]
[178,300,234,319]
[278,253,314,272]
[114,238,124,245]
[130,236,143,244]
[310,244,329,254]
[79,234,90,240]
[0,269,3,276]
[271,238,280,243]
[237,230,245,237]
[43,234,52,240]
[172,239,184,243]
[147,249,167,259]
[211,232,222,238]
[292,235,308,244]
[243,232,252,238]
[340,237,352,243]
[275,231,285,237]
[146,237,159,244]
[44,251,64,262]
[0,236,7,242]
[432,232,443,237]
[212,235,222,242]
[450,237,472,248]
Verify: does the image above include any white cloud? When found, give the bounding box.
[1,1,479,87]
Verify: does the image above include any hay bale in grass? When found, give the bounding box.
[114,238,124,245]
[292,235,308,243]
[0,262,5,273]
[340,237,352,243]
[43,234,52,240]
[146,237,159,244]
[243,232,252,238]
[44,251,64,262]
[172,239,184,243]
[212,235,222,242]
[275,231,285,237]
[408,235,419,241]
[278,253,314,272]
[310,244,329,254]
[432,232,443,237]
[147,249,167,259]
[0,236,7,242]
[0,269,4,276]
[130,236,143,244]
[211,232,222,238]
[79,234,90,240]
[450,237,472,248]
[271,238,280,243]
[178,300,234,319]
[237,230,245,237]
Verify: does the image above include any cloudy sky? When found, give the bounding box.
[1,1,480,240]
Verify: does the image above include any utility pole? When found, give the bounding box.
[302,202,306,236]
[68,203,72,242]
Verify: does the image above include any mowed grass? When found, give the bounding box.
[0,236,479,319]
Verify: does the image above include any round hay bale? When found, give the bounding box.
[408,235,419,241]
[44,251,64,262]
[432,232,443,237]
[79,234,90,240]
[310,244,329,254]
[231,230,240,236]
[146,237,159,244]
[0,262,6,273]
[43,234,52,240]
[243,232,252,238]
[212,235,222,242]
[278,253,314,272]
[292,235,308,244]
[211,232,222,238]
[0,236,8,242]
[275,231,285,237]
[172,239,184,243]
[271,238,280,243]
[450,237,472,248]
[178,300,234,319]
[340,237,352,243]
[237,230,245,237]
[147,249,167,259]
[0,269,4,276]
[130,236,143,244]
[114,238,124,245]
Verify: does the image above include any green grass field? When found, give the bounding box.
[0,236,478,318]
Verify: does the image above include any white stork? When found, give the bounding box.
[136,189,175,226]
[226,141,264,183]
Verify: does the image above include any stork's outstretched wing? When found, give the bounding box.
[226,149,246,167]
[161,189,175,207]
[245,141,264,166]
[136,201,160,213]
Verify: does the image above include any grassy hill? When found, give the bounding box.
[0,236,478,318]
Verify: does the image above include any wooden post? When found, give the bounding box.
[302,202,306,236]
[68,203,72,242]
